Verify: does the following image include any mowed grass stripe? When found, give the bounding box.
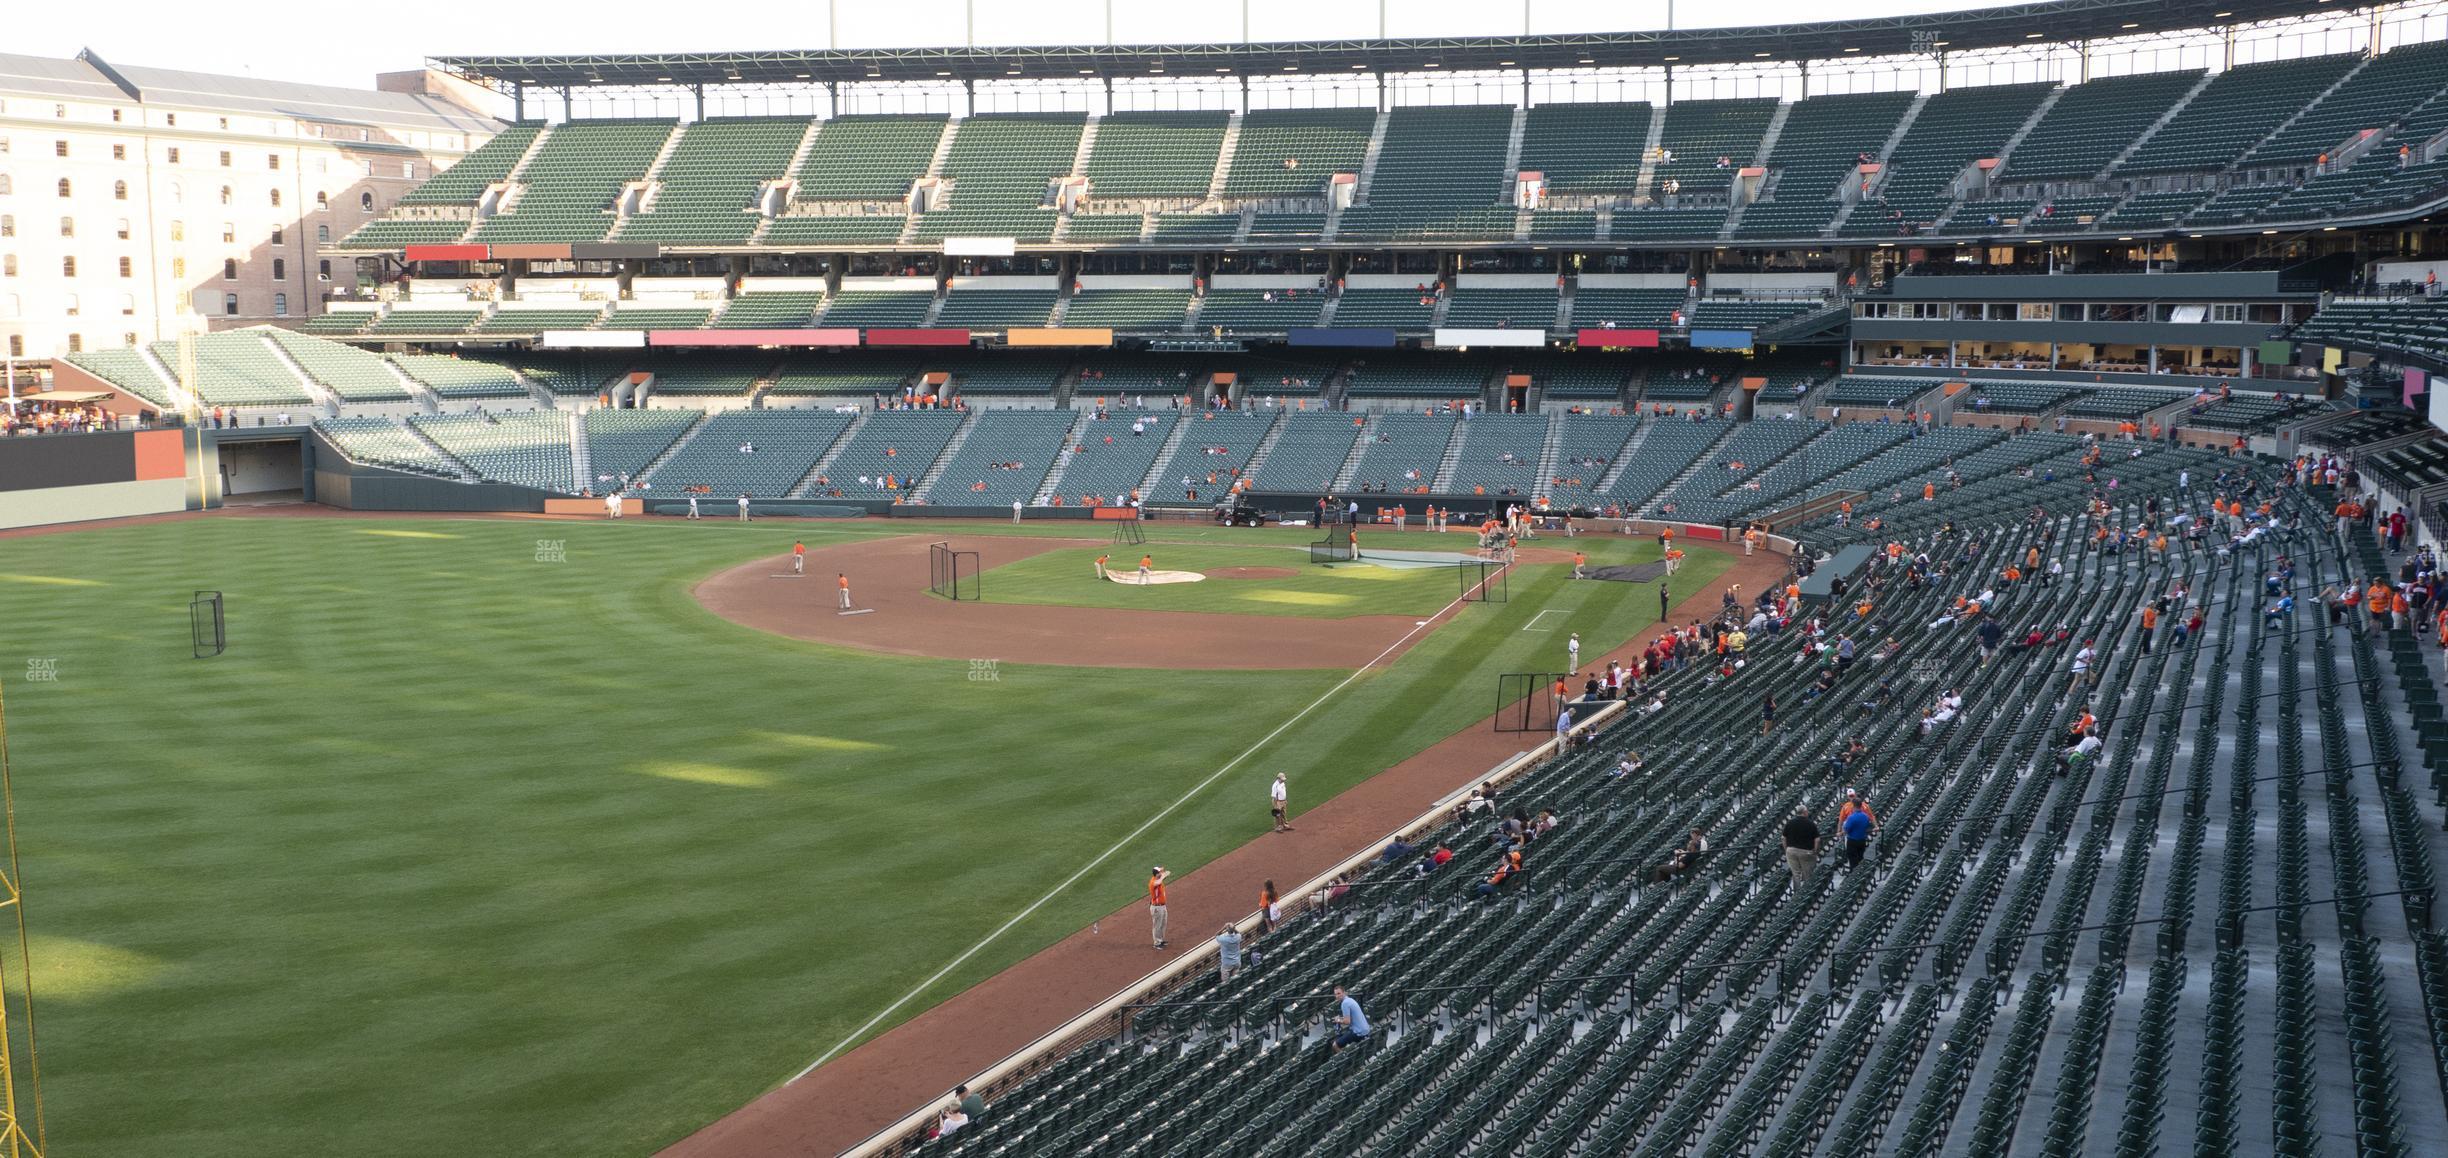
[0,516,1708,1157]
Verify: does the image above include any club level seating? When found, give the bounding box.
[1342,412,1455,492]
[57,348,174,407]
[474,308,605,335]
[2244,40,2448,167]
[1145,410,1279,493]
[1223,108,1377,198]
[1640,376,1723,403]
[1072,355,1219,399]
[1246,212,1326,241]
[1150,213,1240,243]
[1197,289,1323,331]
[1062,289,1192,330]
[1513,355,1629,401]
[390,354,528,399]
[410,410,572,492]
[2002,70,2205,182]
[598,307,714,331]
[1360,105,1513,219]
[813,409,965,495]
[1334,206,1519,242]
[765,354,921,396]
[715,292,824,329]
[911,207,1062,244]
[494,356,594,395]
[2062,386,2185,419]
[1652,99,1778,198]
[761,215,910,245]
[1083,110,1229,200]
[1822,376,1937,408]
[2308,408,2427,449]
[1253,411,1367,491]
[2184,183,2290,226]
[1527,210,1600,241]
[927,409,1077,504]
[617,118,808,245]
[1062,214,1147,242]
[2294,295,2448,362]
[794,115,947,202]
[1939,199,2039,234]
[934,292,1057,329]
[468,120,677,244]
[1612,207,1729,241]
[2097,189,2209,230]
[1543,413,1639,506]
[1342,359,1490,399]
[2117,52,2360,175]
[584,408,700,482]
[940,355,1066,396]
[364,309,480,337]
[400,124,542,206]
[300,312,375,336]
[647,410,853,497]
[817,292,937,328]
[1066,411,1179,501]
[1689,297,1818,331]
[1572,287,1686,329]
[2022,195,2124,232]
[150,332,313,407]
[1960,381,2090,414]
[1331,288,1438,329]
[268,330,410,401]
[1519,102,1653,195]
[316,416,459,476]
[2259,152,2400,222]
[335,217,473,249]
[641,355,772,396]
[1441,413,1548,497]
[1750,91,1918,236]
[1441,288,1558,331]
[2183,392,2308,432]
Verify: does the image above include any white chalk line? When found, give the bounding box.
[1522,608,1568,633]
[786,576,1491,1084]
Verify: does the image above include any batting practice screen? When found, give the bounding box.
[1457,558,1510,602]
[928,543,983,601]
[1493,672,1564,733]
[190,590,226,658]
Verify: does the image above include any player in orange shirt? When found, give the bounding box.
[837,572,852,610]
[1139,554,1154,582]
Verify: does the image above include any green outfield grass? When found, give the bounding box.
[0,514,1730,1157]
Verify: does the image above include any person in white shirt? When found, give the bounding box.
[1567,632,1581,674]
[686,495,700,520]
[1270,773,1293,832]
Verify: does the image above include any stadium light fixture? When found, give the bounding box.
[1499,60,1515,66]
[794,72,810,79]
[1664,55,1680,62]
[2214,10,2232,15]
[2121,22,2139,27]
[656,76,672,82]
[1755,51,1771,57]
[2261,229,2278,234]
[1578,57,1595,64]
[2323,226,2338,231]
[1843,47,1861,52]
[937,70,953,76]
[2026,31,2043,38]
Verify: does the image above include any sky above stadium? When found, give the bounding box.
[34,0,2000,91]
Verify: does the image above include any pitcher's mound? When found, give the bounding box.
[1207,566,1300,580]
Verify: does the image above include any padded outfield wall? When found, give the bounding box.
[0,429,197,530]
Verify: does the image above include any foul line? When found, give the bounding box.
[1522,608,1567,633]
[786,577,1487,1084]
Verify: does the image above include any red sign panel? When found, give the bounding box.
[1576,328,1660,348]
[864,329,973,347]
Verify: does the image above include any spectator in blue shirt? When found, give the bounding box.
[1841,803,1877,869]
[1331,985,1370,1051]
[1215,925,1245,984]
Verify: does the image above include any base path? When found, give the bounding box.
[693,534,1433,671]
[662,545,1789,1158]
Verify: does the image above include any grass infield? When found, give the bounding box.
[0,515,1725,1156]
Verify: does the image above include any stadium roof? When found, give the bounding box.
[0,50,499,135]
[431,0,2368,91]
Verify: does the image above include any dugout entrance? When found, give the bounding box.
[928,542,982,601]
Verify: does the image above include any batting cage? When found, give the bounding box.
[191,590,226,658]
[928,542,983,601]
[1457,558,1510,602]
[1310,532,1357,565]
[1493,672,1565,733]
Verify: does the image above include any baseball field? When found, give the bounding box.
[0,512,1729,1156]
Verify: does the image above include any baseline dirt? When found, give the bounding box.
[693,535,1444,670]
[662,545,1788,1158]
